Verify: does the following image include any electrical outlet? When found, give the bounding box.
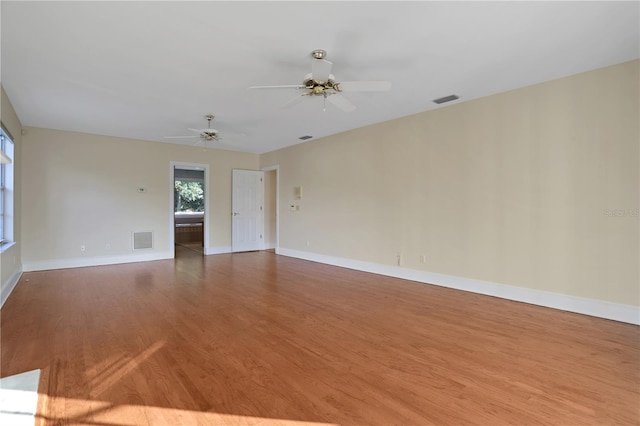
[306,240,310,247]
[420,255,427,263]
[396,253,402,266]
[80,245,86,252]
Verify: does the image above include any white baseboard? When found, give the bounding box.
[204,246,232,255]
[204,246,277,255]
[277,248,640,325]
[1,266,23,308]
[22,251,174,272]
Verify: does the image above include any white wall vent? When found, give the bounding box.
[133,231,153,250]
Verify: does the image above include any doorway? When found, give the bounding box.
[170,162,209,257]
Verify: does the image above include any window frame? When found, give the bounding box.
[0,127,14,246]
[1,132,6,244]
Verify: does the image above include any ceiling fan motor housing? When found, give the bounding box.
[311,49,327,60]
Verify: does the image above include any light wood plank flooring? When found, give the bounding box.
[2,248,639,425]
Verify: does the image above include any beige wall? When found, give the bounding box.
[261,60,639,306]
[0,85,23,298]
[21,128,258,264]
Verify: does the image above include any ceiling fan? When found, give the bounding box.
[249,49,391,112]
[165,115,222,143]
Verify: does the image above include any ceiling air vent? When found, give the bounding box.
[133,231,153,250]
[299,135,313,140]
[433,94,459,104]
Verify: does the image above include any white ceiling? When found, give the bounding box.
[2,1,638,154]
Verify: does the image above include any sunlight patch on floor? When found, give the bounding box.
[87,340,166,397]
[0,369,41,426]
[39,395,339,426]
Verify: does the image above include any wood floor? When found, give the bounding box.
[1,247,639,425]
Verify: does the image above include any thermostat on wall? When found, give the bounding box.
[137,187,146,193]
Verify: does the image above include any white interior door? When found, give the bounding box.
[232,169,264,252]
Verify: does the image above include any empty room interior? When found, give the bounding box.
[0,2,639,425]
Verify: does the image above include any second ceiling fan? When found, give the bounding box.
[249,49,391,112]
[165,115,222,143]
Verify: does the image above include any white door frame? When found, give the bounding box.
[169,161,210,258]
[261,164,279,252]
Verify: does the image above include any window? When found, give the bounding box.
[174,180,204,213]
[0,128,14,245]
[174,167,205,214]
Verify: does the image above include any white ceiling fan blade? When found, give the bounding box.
[326,94,356,112]
[164,136,200,139]
[187,128,219,134]
[338,81,391,92]
[311,59,333,83]
[282,93,310,109]
[249,84,305,90]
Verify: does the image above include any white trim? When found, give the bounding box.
[1,266,22,307]
[22,251,173,272]
[204,246,232,255]
[277,248,640,325]
[170,161,210,257]
[0,240,16,254]
[0,150,11,164]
